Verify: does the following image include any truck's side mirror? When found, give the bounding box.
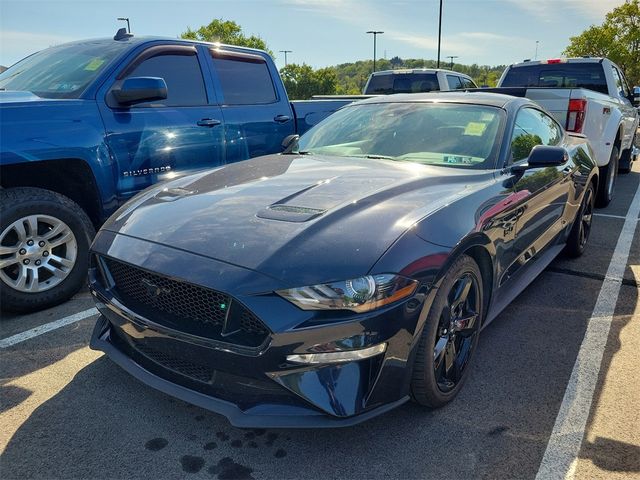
[633,86,640,107]
[113,77,167,106]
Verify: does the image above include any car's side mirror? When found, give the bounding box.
[633,86,640,107]
[281,134,300,153]
[528,145,569,167]
[112,77,168,106]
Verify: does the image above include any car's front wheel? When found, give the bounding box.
[411,254,483,408]
[0,187,95,313]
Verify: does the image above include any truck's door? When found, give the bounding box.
[611,65,638,149]
[98,44,225,200]
[204,48,295,161]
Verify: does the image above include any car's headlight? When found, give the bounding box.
[276,274,418,313]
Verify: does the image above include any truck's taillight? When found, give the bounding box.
[566,99,587,133]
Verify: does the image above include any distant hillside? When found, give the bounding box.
[332,57,507,95]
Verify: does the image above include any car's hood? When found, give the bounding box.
[102,154,490,286]
[0,90,76,106]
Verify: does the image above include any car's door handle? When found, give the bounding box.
[197,118,222,127]
[274,114,291,123]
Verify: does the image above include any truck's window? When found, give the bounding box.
[446,75,463,90]
[364,73,439,94]
[510,108,563,162]
[611,66,629,97]
[461,77,477,89]
[501,63,608,95]
[124,53,207,107]
[0,41,127,99]
[211,54,277,105]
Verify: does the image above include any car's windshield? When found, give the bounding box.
[0,41,128,98]
[296,102,505,169]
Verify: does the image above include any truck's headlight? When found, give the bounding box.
[276,274,418,312]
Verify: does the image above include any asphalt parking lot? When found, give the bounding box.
[1,164,639,480]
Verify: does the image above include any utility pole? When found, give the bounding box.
[534,40,539,60]
[117,17,130,33]
[366,31,384,73]
[279,50,292,67]
[446,55,458,69]
[437,0,443,68]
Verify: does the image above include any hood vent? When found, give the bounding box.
[257,204,326,222]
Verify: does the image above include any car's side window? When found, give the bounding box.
[210,50,277,105]
[446,75,463,90]
[510,108,563,163]
[124,52,207,107]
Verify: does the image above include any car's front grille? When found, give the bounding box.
[133,341,214,383]
[98,257,269,348]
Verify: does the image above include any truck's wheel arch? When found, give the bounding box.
[0,158,103,227]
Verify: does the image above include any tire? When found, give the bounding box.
[410,254,483,408]
[565,182,595,258]
[0,187,95,313]
[618,134,636,174]
[596,146,618,207]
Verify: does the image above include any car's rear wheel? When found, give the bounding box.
[597,146,618,207]
[618,134,636,174]
[411,254,483,408]
[565,182,595,258]
[0,187,95,313]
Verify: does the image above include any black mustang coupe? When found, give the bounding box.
[89,92,598,427]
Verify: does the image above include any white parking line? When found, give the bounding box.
[0,307,98,349]
[536,181,640,480]
[593,212,628,220]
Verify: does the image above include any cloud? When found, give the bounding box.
[503,0,625,23]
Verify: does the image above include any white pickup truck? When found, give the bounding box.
[496,57,639,206]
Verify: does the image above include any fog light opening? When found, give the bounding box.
[286,343,387,365]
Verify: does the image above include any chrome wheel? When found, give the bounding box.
[0,215,77,293]
[433,273,480,393]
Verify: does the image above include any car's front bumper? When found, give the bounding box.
[90,314,410,428]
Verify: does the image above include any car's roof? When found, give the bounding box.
[509,57,605,68]
[354,91,525,109]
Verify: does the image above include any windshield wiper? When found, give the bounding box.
[297,151,313,155]
[351,154,396,160]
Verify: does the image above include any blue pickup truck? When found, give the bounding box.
[0,30,350,312]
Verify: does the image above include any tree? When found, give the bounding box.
[280,63,337,100]
[564,0,640,86]
[181,19,274,57]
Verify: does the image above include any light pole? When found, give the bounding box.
[279,50,292,67]
[534,40,539,60]
[446,55,458,69]
[117,17,130,33]
[437,0,443,68]
[366,31,384,73]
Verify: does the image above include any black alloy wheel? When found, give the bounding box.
[565,182,595,258]
[411,254,483,408]
[433,273,481,393]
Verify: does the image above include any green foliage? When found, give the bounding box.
[512,134,543,162]
[564,0,640,86]
[280,63,338,100]
[181,19,274,57]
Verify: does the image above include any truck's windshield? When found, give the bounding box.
[501,63,608,95]
[0,41,127,98]
[365,73,440,95]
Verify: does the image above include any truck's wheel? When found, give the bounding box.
[618,134,636,174]
[596,146,618,208]
[0,188,95,313]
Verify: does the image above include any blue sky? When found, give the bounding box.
[0,0,625,69]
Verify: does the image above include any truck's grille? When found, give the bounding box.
[99,257,269,348]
